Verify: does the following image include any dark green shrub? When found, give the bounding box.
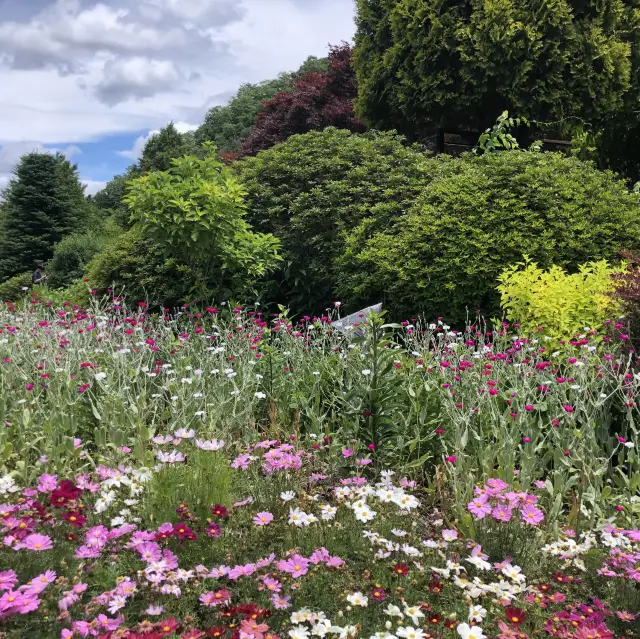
[0,272,32,302]
[47,220,122,289]
[235,127,435,313]
[338,152,640,325]
[85,227,194,308]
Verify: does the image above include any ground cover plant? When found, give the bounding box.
[0,294,638,639]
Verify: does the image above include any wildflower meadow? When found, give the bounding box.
[0,295,638,639]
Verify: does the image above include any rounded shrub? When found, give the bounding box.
[47,220,121,289]
[0,272,32,302]
[338,152,640,325]
[86,228,194,309]
[234,127,435,313]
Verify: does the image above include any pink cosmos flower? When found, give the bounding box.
[276,554,309,578]
[262,576,281,592]
[468,495,492,519]
[0,571,17,592]
[199,589,231,607]
[231,454,252,470]
[326,556,344,568]
[442,529,458,542]
[492,505,513,522]
[271,594,291,609]
[37,474,58,493]
[253,512,273,526]
[520,504,544,525]
[342,448,354,459]
[17,533,52,551]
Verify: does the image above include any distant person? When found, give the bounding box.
[32,263,47,286]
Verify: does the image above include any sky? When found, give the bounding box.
[0,0,356,195]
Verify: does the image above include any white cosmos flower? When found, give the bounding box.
[281,491,296,502]
[396,627,425,639]
[456,623,486,639]
[320,505,337,520]
[383,604,403,618]
[346,592,368,607]
[289,627,310,639]
[468,605,487,622]
[353,505,376,523]
[403,605,424,625]
[174,428,195,439]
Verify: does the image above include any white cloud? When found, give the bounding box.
[117,129,159,160]
[83,179,108,195]
[0,0,355,144]
[95,57,186,106]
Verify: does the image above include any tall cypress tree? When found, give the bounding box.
[0,152,88,281]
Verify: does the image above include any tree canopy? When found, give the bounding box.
[0,152,90,281]
[353,0,640,138]
[242,44,365,155]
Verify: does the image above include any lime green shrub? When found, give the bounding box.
[124,146,280,302]
[497,258,624,341]
[338,152,640,324]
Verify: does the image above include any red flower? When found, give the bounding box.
[427,613,443,625]
[505,607,526,625]
[370,587,387,602]
[206,628,227,638]
[393,563,409,576]
[428,580,443,594]
[159,617,180,636]
[211,504,228,519]
[50,480,81,507]
[61,511,87,528]
[173,522,197,540]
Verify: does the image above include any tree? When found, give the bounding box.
[242,44,365,155]
[338,152,640,324]
[195,56,329,155]
[91,165,141,229]
[124,145,281,301]
[138,123,199,173]
[353,0,640,138]
[234,127,434,313]
[0,152,89,281]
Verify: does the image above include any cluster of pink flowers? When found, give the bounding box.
[467,479,544,525]
[0,569,55,619]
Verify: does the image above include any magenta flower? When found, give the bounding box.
[563,405,574,413]
[524,404,534,412]
[468,495,492,519]
[0,571,17,592]
[253,512,273,526]
[520,504,544,525]
[342,448,354,459]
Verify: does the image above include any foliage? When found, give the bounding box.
[85,227,197,308]
[138,123,199,174]
[0,152,90,282]
[235,128,433,313]
[475,111,541,154]
[124,148,281,301]
[497,258,624,343]
[353,0,640,138]
[242,44,365,156]
[0,272,32,301]
[46,219,123,289]
[612,249,640,346]
[338,152,640,325]
[90,166,141,229]
[195,56,328,155]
